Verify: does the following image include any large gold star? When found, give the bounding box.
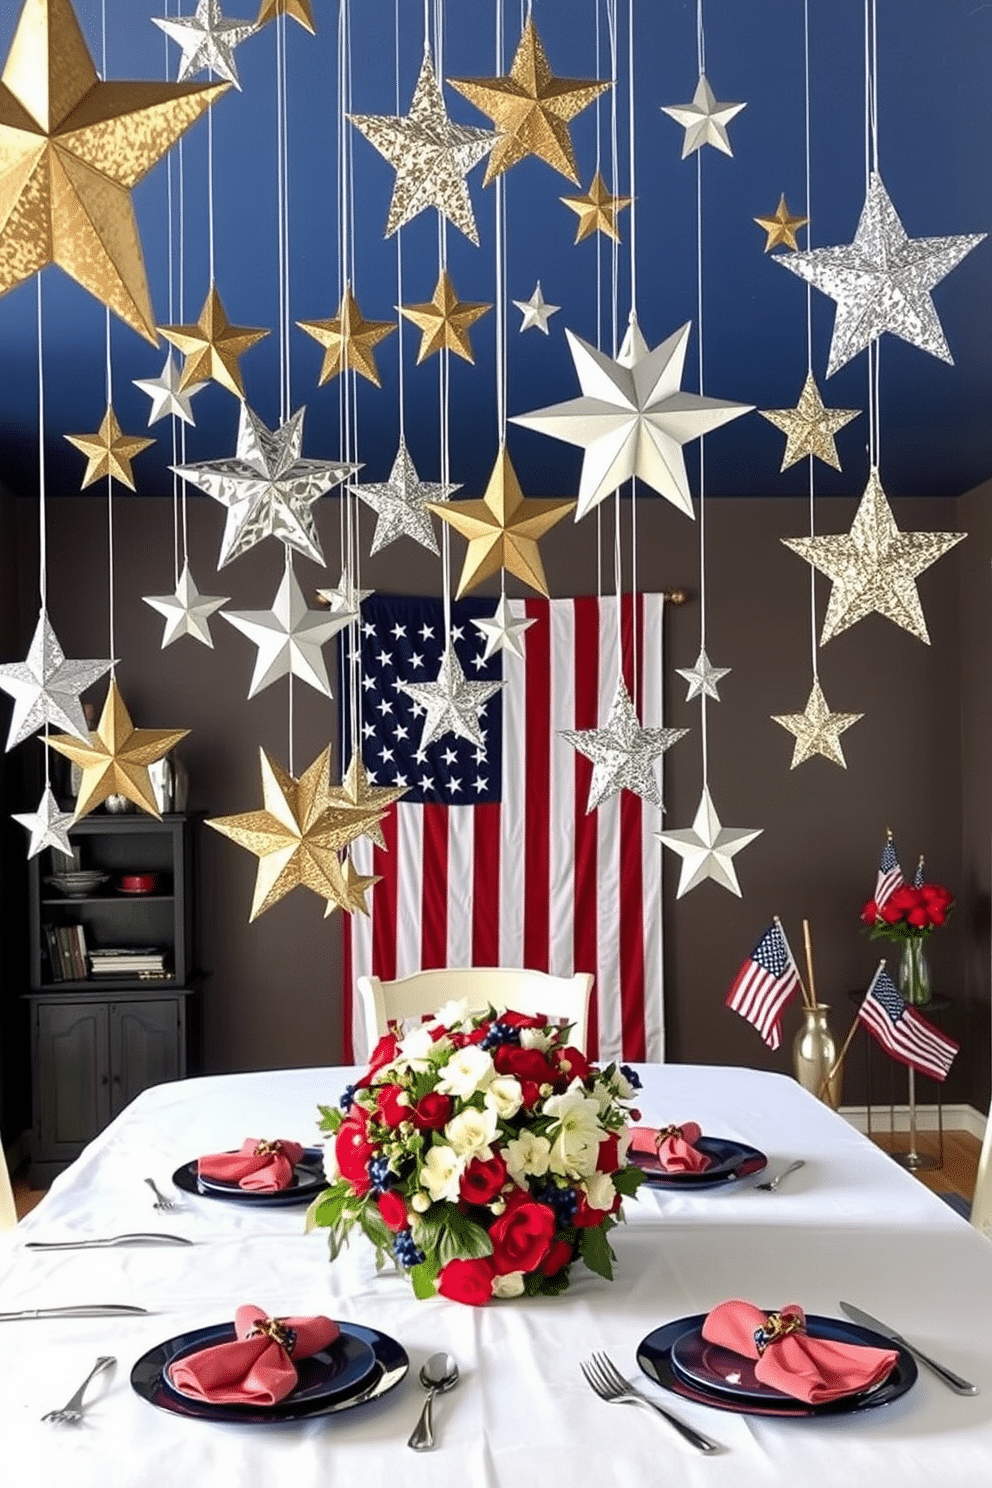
[46,678,189,819]
[427,446,575,598]
[324,856,381,919]
[64,406,155,490]
[297,284,395,387]
[772,679,863,768]
[448,17,609,185]
[207,747,386,921]
[160,285,269,399]
[0,0,227,343]
[560,172,631,244]
[327,750,407,851]
[399,270,491,364]
[760,372,860,472]
[255,0,315,33]
[754,194,809,252]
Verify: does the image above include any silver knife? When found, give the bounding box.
[839,1301,978,1395]
[25,1233,192,1250]
[0,1305,151,1321]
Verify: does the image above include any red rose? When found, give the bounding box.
[437,1256,495,1306]
[459,1153,508,1206]
[518,1079,542,1110]
[879,901,902,924]
[376,1084,410,1129]
[907,908,929,928]
[928,906,947,927]
[889,885,915,912]
[335,1109,374,1195]
[355,1032,399,1088]
[377,1190,408,1232]
[494,1045,558,1085]
[553,1046,592,1082]
[860,899,879,924]
[598,1132,620,1173]
[572,1190,612,1228]
[499,1010,550,1030]
[411,1092,453,1131]
[489,1200,556,1274]
[448,1027,488,1048]
[541,1238,574,1277]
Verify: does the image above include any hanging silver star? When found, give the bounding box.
[0,613,113,750]
[775,172,985,376]
[511,311,752,520]
[133,353,205,426]
[317,569,374,613]
[397,646,503,751]
[513,280,560,334]
[760,372,860,472]
[473,595,536,660]
[676,648,730,702]
[173,403,356,569]
[657,785,763,898]
[561,679,687,813]
[13,785,75,860]
[224,565,355,699]
[771,678,863,769]
[352,440,458,555]
[143,561,229,649]
[661,74,745,158]
[152,0,257,89]
[348,50,495,245]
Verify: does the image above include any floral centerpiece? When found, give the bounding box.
[860,878,954,1006]
[310,1003,645,1306]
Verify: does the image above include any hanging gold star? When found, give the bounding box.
[427,445,575,598]
[448,17,610,185]
[326,750,407,851]
[46,678,189,820]
[783,469,966,645]
[0,0,227,343]
[297,284,395,387]
[324,857,380,918]
[254,0,315,33]
[772,679,863,768]
[760,372,860,472]
[160,285,269,399]
[754,194,809,252]
[399,270,491,364]
[64,406,155,490]
[560,172,632,244]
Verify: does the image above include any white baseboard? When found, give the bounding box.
[839,1102,986,1140]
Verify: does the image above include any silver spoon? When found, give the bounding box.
[407,1351,459,1450]
[756,1158,806,1192]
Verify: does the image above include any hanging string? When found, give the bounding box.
[803,0,817,683]
[494,0,506,442]
[394,0,407,447]
[178,129,189,569]
[594,0,603,600]
[696,0,706,77]
[627,0,637,319]
[864,0,880,472]
[695,9,708,788]
[605,0,619,358]
[101,0,116,672]
[164,3,183,586]
[37,277,52,784]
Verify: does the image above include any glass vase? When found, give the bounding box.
[899,938,931,1006]
[791,1005,840,1109]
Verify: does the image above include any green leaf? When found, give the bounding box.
[325,1224,349,1264]
[410,1254,441,1300]
[304,1186,348,1233]
[612,1164,646,1198]
[411,1205,445,1256]
[578,1223,614,1281]
[539,1266,572,1296]
[358,1203,393,1255]
[438,1209,493,1266]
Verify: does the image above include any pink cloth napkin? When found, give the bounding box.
[197,1138,305,1192]
[629,1122,712,1173]
[701,1300,899,1405]
[167,1305,340,1405]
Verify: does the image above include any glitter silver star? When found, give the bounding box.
[143,561,229,648]
[676,648,730,702]
[13,785,75,860]
[513,280,560,334]
[661,74,745,158]
[760,372,860,472]
[133,353,205,426]
[352,440,458,555]
[317,569,374,613]
[152,0,257,89]
[561,679,687,812]
[772,679,863,769]
[0,613,113,750]
[775,172,986,376]
[224,565,355,699]
[397,646,503,751]
[473,595,536,660]
[657,786,762,898]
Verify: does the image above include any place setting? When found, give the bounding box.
[627,1121,771,1191]
[169,1137,327,1208]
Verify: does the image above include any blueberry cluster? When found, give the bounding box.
[367,1154,395,1194]
[534,1180,578,1223]
[619,1063,642,1090]
[481,1021,522,1050]
[393,1228,425,1267]
[338,1083,356,1111]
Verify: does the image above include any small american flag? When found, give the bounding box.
[913,856,925,889]
[726,922,802,1050]
[874,835,905,910]
[857,967,959,1082]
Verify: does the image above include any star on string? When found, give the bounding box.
[657,786,762,898]
[0,0,226,342]
[473,595,536,660]
[255,0,315,33]
[348,51,495,245]
[511,311,752,520]
[13,786,75,860]
[0,612,112,749]
[448,17,609,184]
[133,354,205,426]
[64,406,154,490]
[327,750,407,851]
[427,446,575,597]
[160,285,269,399]
[297,283,395,387]
[324,856,380,918]
[760,372,860,472]
[399,270,492,364]
[561,679,687,813]
[352,440,457,555]
[772,679,863,769]
[143,562,229,649]
[513,281,559,334]
[317,570,373,613]
[46,679,189,820]
[397,647,503,751]
[152,0,257,89]
[754,194,808,252]
[661,74,745,158]
[223,565,353,698]
[775,172,986,376]
[782,468,965,645]
[560,172,631,244]
[676,648,730,702]
[173,403,355,568]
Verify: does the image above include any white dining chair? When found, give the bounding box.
[0,1134,17,1232]
[356,968,594,1057]
[970,1108,992,1238]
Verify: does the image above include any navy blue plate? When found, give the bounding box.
[160,1321,378,1408]
[172,1147,326,1206]
[630,1136,767,1189]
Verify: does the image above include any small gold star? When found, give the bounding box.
[46,679,190,819]
[255,0,315,33]
[560,172,632,244]
[327,750,407,851]
[297,284,395,387]
[399,270,492,364]
[761,372,860,471]
[324,856,381,918]
[754,194,809,252]
[772,678,863,768]
[64,406,155,490]
[160,285,269,399]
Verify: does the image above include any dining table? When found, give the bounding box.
[2,1060,991,1486]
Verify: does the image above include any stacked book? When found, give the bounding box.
[88,947,170,979]
[43,923,88,982]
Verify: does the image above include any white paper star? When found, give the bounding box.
[661,74,745,158]
[513,280,560,334]
[771,679,863,769]
[352,440,458,555]
[224,566,354,698]
[13,785,75,860]
[657,786,762,898]
[676,648,731,702]
[472,595,536,660]
[0,613,113,750]
[317,569,374,614]
[561,679,688,812]
[143,562,229,648]
[397,646,503,751]
[152,0,257,89]
[133,353,205,426]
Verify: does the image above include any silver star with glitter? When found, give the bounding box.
[513,280,560,334]
[561,679,687,813]
[348,50,495,245]
[173,404,356,569]
[152,0,256,89]
[352,440,458,555]
[657,785,762,898]
[0,612,113,750]
[473,595,536,660]
[133,353,205,426]
[144,561,229,648]
[13,785,75,860]
[775,172,985,376]
[224,565,355,699]
[676,648,730,702]
[771,678,863,769]
[317,569,373,614]
[397,645,503,751]
[511,311,752,520]
[661,74,745,158]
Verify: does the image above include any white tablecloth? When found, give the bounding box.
[2,1063,990,1486]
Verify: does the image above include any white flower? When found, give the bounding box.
[430,998,471,1030]
[485,1075,523,1120]
[395,1024,439,1071]
[322,1139,340,1183]
[589,1078,616,1115]
[544,1087,604,1178]
[582,1170,616,1212]
[520,1026,555,1052]
[411,1191,431,1213]
[436,1044,495,1099]
[444,1105,498,1159]
[505,1130,551,1185]
[491,1271,525,1299]
[614,1069,638,1100]
[420,1144,466,1203]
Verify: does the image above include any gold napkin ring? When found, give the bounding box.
[654,1124,684,1149]
[254,1139,284,1156]
[753,1310,804,1355]
[249,1316,297,1353]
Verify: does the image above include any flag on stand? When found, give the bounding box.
[725,921,802,1050]
[874,833,904,910]
[913,855,925,889]
[857,967,959,1081]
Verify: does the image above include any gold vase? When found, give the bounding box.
[792,1005,840,1109]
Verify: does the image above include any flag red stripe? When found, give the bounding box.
[472,801,501,964]
[420,804,449,968]
[573,596,600,1057]
[619,593,646,1060]
[523,598,551,971]
[372,805,398,981]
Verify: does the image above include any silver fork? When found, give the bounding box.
[42,1356,115,1424]
[143,1177,179,1211]
[756,1159,805,1192]
[580,1352,722,1454]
